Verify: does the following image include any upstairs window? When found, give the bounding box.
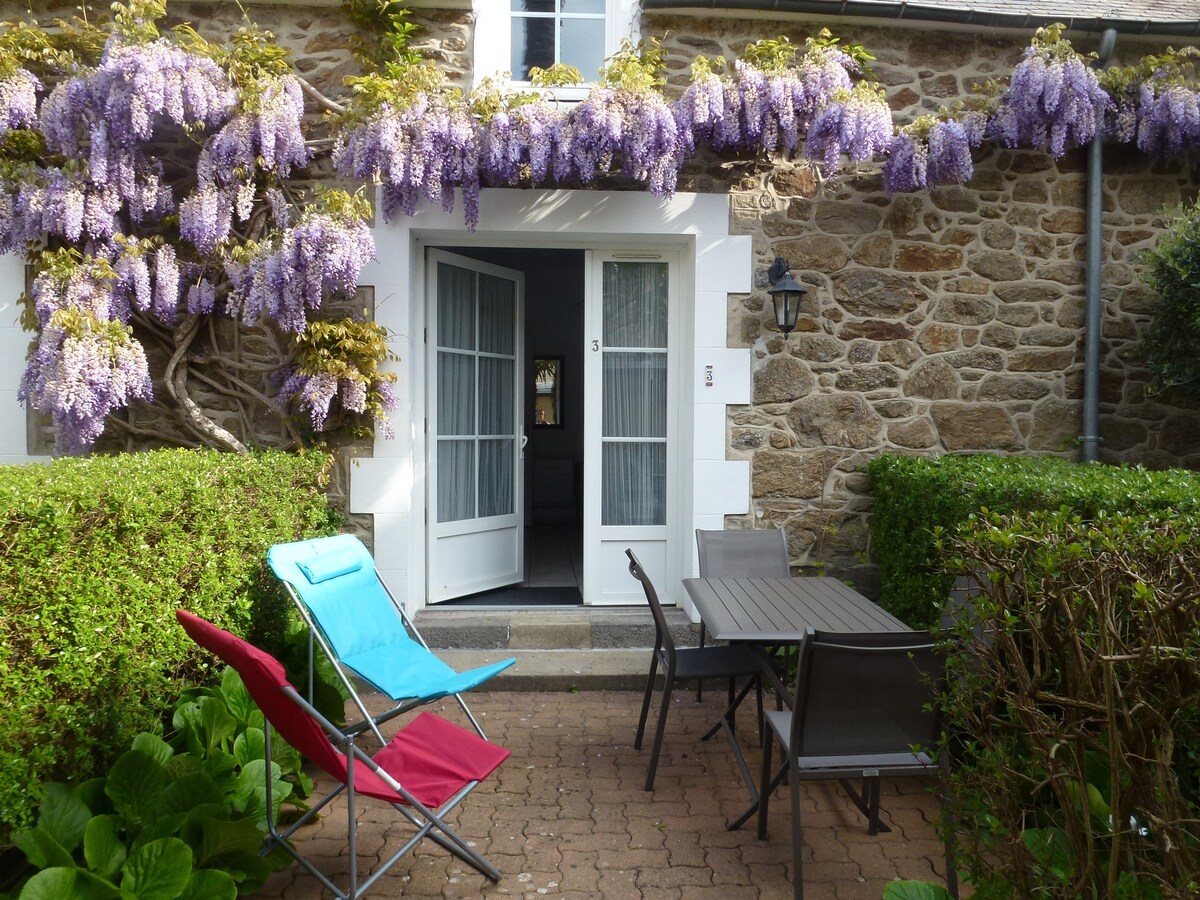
[510,0,606,83]
[474,0,639,97]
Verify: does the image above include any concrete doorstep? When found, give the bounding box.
[417,606,700,692]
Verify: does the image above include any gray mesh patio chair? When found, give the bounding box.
[626,549,767,792]
[695,528,790,700]
[754,628,957,900]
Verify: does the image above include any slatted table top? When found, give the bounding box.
[682,576,911,643]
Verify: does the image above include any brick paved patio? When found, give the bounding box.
[255,690,954,899]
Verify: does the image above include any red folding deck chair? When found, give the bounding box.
[176,610,510,900]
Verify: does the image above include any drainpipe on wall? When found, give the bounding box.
[1080,28,1118,464]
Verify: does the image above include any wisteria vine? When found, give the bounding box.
[1,1,390,453]
[2,3,1200,453]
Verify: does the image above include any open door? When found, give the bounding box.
[583,252,679,605]
[427,250,525,602]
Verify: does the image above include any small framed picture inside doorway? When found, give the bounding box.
[532,356,563,427]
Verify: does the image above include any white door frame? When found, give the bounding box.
[349,189,753,618]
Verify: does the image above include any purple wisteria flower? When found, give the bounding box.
[883,131,928,192]
[556,86,681,195]
[336,92,482,226]
[19,319,152,455]
[675,49,856,158]
[883,119,974,192]
[197,75,309,186]
[805,84,892,173]
[20,258,152,454]
[1135,79,1200,161]
[926,120,973,185]
[0,68,40,137]
[179,185,233,255]
[987,44,1112,157]
[226,212,376,333]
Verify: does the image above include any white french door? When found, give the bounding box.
[426,250,525,602]
[583,251,680,605]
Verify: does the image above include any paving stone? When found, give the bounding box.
[251,690,956,898]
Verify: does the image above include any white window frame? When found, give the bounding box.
[473,0,641,102]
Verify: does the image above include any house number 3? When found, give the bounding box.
[705,365,714,388]
[592,340,599,351]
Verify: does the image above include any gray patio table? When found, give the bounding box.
[681,575,914,828]
[682,576,911,646]
[682,575,913,700]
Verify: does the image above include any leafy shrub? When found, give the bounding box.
[867,453,1200,627]
[13,667,311,898]
[0,449,337,843]
[940,509,1200,897]
[1140,197,1200,403]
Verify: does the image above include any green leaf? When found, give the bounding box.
[218,668,254,723]
[15,825,76,870]
[153,772,222,820]
[1024,826,1070,872]
[120,837,193,900]
[190,815,267,866]
[39,782,92,851]
[883,881,954,900]
[131,733,175,768]
[177,868,238,900]
[19,868,121,900]
[106,751,169,827]
[198,696,237,754]
[233,727,266,768]
[83,815,127,881]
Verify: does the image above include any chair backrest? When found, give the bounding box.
[790,629,941,759]
[176,610,351,783]
[696,528,789,578]
[625,549,675,659]
[267,534,416,658]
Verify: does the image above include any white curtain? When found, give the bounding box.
[479,273,515,517]
[601,262,668,526]
[437,264,516,523]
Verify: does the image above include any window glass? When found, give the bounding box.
[561,18,605,80]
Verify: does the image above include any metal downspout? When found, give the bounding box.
[1080,28,1118,463]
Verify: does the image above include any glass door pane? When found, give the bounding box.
[435,262,518,523]
[600,261,668,527]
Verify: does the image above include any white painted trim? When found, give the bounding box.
[0,254,39,465]
[354,188,751,620]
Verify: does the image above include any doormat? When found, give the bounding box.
[443,586,583,607]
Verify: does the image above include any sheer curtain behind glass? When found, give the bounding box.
[602,261,668,526]
[437,264,475,523]
[437,264,517,523]
[478,274,516,518]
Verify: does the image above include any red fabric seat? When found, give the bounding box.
[176,610,509,899]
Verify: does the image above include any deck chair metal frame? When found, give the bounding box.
[176,610,510,900]
[752,627,957,900]
[268,535,515,745]
[626,549,767,793]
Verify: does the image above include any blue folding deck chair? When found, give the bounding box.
[268,534,515,743]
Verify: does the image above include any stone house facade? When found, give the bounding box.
[0,0,1197,610]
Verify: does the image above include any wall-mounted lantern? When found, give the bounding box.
[767,257,807,335]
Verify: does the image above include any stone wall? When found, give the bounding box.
[647,15,1200,592]
[8,3,1200,590]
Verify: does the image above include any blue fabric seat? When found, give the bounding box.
[268,534,515,742]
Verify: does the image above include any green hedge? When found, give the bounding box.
[943,508,1200,896]
[0,449,337,843]
[867,453,1200,628]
